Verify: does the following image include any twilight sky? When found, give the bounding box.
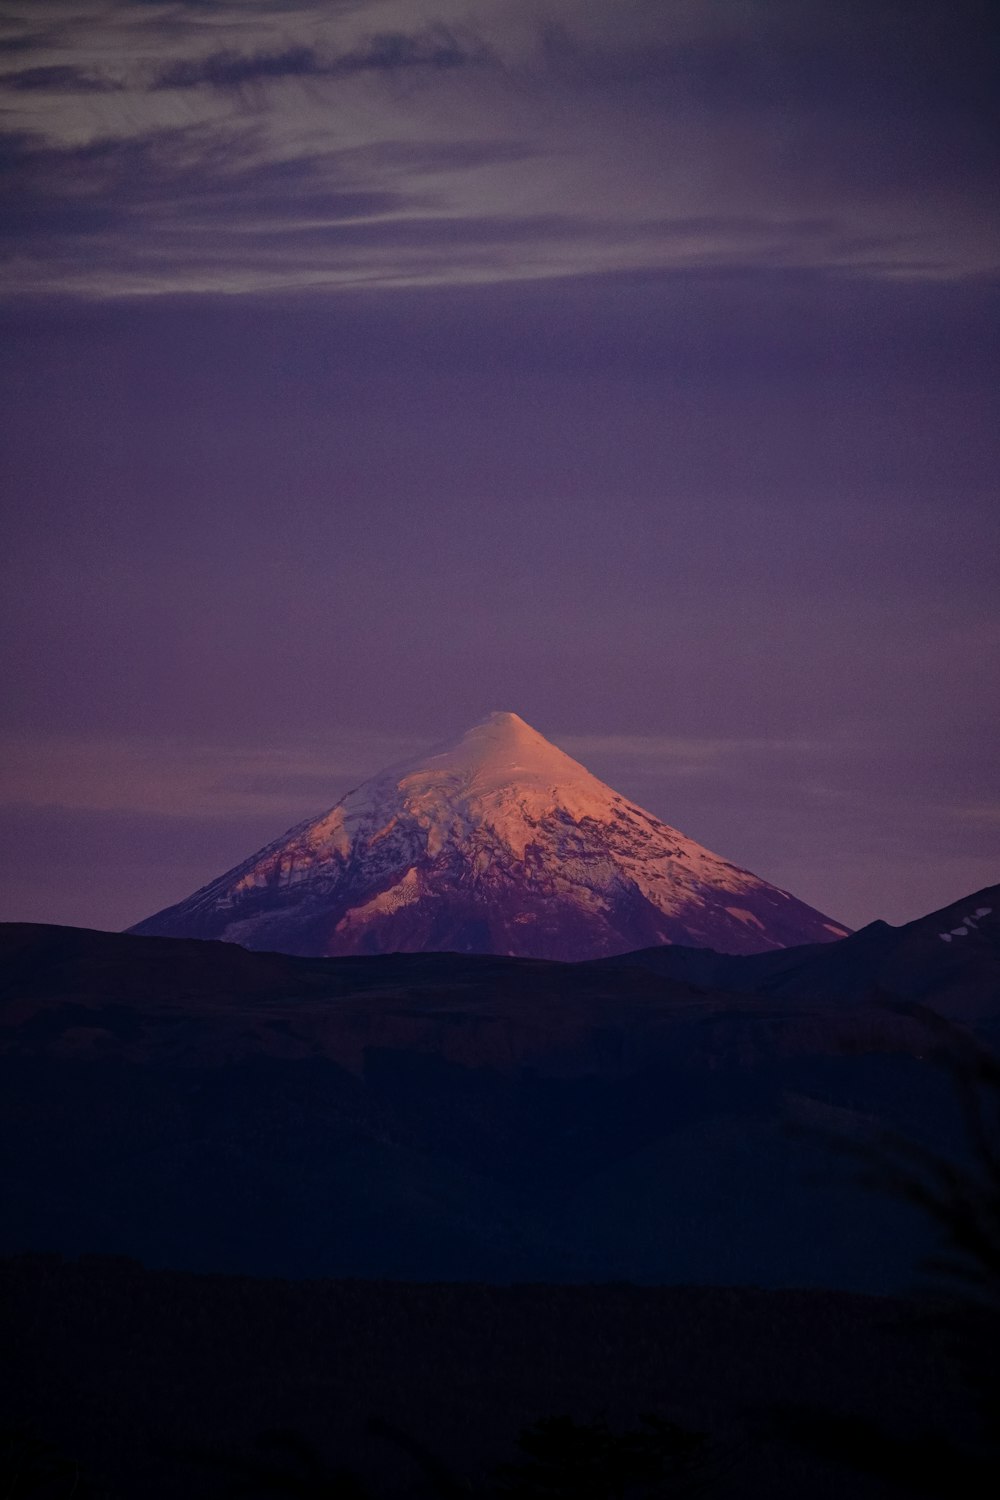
[1,0,997,934]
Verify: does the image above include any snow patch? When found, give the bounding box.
[725,907,765,930]
[337,867,421,928]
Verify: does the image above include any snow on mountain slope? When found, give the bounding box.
[129,712,849,960]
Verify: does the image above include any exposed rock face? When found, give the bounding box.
[130,711,848,959]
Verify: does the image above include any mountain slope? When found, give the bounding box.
[130,712,848,960]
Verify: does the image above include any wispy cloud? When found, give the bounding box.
[0,121,436,293]
[0,111,954,300]
[0,63,121,91]
[152,26,492,90]
[561,732,828,773]
[951,803,1000,827]
[0,730,429,820]
[0,0,994,296]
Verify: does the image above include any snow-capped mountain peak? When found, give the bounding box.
[369,711,637,851]
[130,712,849,960]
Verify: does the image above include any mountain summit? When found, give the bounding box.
[130,712,848,960]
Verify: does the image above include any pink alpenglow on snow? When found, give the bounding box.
[130,712,850,960]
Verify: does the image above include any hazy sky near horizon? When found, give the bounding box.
[1,0,998,933]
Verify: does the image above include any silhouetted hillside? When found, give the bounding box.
[613,884,1000,1021]
[3,903,992,1287]
[0,1256,976,1499]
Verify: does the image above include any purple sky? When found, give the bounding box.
[1,0,998,934]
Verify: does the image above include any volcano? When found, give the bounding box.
[130,712,848,960]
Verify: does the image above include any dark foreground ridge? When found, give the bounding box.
[2,885,998,1288]
[0,1255,981,1500]
[609,882,1000,1019]
[2,889,1000,1496]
